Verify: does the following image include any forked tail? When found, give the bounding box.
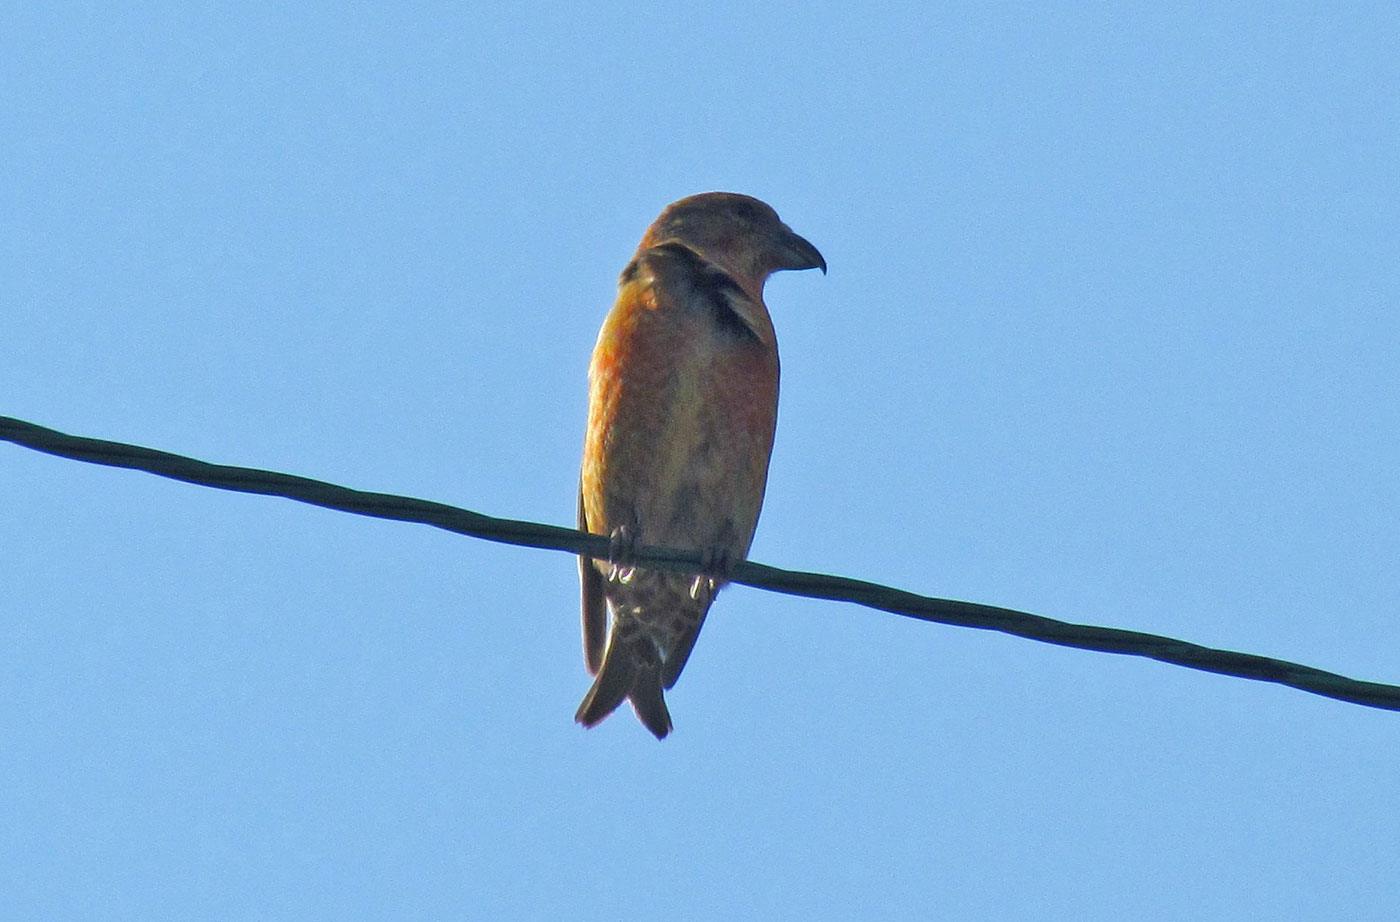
[574,630,672,739]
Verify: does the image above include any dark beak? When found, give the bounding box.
[778,228,827,275]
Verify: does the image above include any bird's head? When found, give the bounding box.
[639,192,826,293]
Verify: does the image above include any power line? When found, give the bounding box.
[4,414,1397,714]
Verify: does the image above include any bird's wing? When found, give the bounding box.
[578,479,607,675]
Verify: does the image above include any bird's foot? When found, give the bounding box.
[699,545,734,580]
[608,525,639,584]
[689,545,734,602]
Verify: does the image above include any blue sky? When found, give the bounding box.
[4,2,1398,919]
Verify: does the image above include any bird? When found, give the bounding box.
[575,192,825,738]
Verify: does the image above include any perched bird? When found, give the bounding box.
[575,192,825,738]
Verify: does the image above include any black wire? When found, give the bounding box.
[4,414,1397,713]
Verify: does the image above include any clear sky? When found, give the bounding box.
[4,3,1398,919]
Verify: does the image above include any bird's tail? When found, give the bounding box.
[574,630,672,739]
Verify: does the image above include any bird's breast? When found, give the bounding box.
[583,279,779,554]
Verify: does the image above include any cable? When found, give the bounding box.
[4,414,1397,713]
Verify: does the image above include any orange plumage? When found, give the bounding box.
[575,192,825,738]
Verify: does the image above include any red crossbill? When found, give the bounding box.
[575,192,825,738]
